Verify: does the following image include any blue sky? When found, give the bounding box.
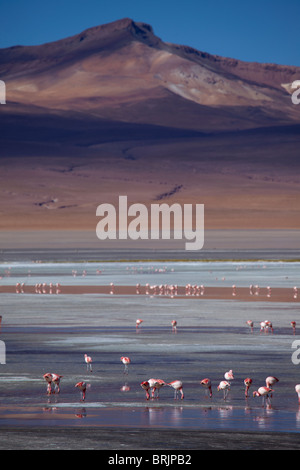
[1,0,299,66]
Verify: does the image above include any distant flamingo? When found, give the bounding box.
[253,386,274,406]
[217,381,231,400]
[246,320,254,333]
[171,320,177,332]
[51,373,63,393]
[224,369,234,381]
[84,354,93,372]
[110,283,114,294]
[232,285,236,296]
[294,286,298,299]
[148,378,166,398]
[244,378,253,398]
[141,381,151,400]
[295,384,300,404]
[43,373,53,395]
[265,376,278,396]
[75,381,87,401]
[167,380,184,400]
[267,286,271,297]
[264,320,273,334]
[120,356,131,374]
[265,376,279,388]
[260,321,266,333]
[200,378,212,398]
[136,319,143,329]
[291,321,296,334]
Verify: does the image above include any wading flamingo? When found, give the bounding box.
[200,378,212,398]
[244,378,253,398]
[291,321,296,334]
[167,380,184,400]
[253,386,273,406]
[217,381,231,400]
[75,381,87,401]
[224,370,234,381]
[51,373,63,393]
[265,376,278,397]
[148,378,166,398]
[171,320,177,332]
[84,354,93,372]
[136,319,143,329]
[141,381,151,400]
[246,320,254,333]
[43,373,53,395]
[120,356,131,374]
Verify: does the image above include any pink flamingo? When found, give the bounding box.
[120,356,131,374]
[265,376,278,397]
[253,386,273,406]
[264,320,273,334]
[244,378,253,398]
[141,381,151,400]
[217,381,231,400]
[200,378,212,397]
[148,378,166,398]
[224,369,234,381]
[84,354,93,372]
[43,373,53,395]
[171,320,177,332]
[260,321,266,333]
[136,319,143,329]
[75,381,87,401]
[167,380,184,400]
[295,384,300,404]
[51,373,63,393]
[246,320,254,333]
[291,321,296,334]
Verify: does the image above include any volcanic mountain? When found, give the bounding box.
[0,18,300,236]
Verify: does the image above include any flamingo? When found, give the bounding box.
[171,320,177,332]
[43,373,53,395]
[265,376,278,397]
[260,321,266,334]
[217,381,231,400]
[224,369,234,381]
[264,320,273,334]
[253,386,273,406]
[293,286,298,299]
[141,381,151,400]
[291,321,296,334]
[295,384,300,404]
[136,319,143,329]
[75,381,87,401]
[120,356,131,374]
[200,378,212,398]
[232,285,236,296]
[246,320,254,333]
[51,373,63,393]
[167,380,184,400]
[244,378,253,398]
[265,376,279,388]
[148,378,166,398]
[84,354,93,372]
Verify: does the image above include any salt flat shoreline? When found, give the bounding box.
[1,284,298,303]
[0,427,300,450]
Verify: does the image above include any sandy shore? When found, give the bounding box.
[2,284,299,303]
[0,427,300,450]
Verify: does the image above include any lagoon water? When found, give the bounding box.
[0,260,300,448]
